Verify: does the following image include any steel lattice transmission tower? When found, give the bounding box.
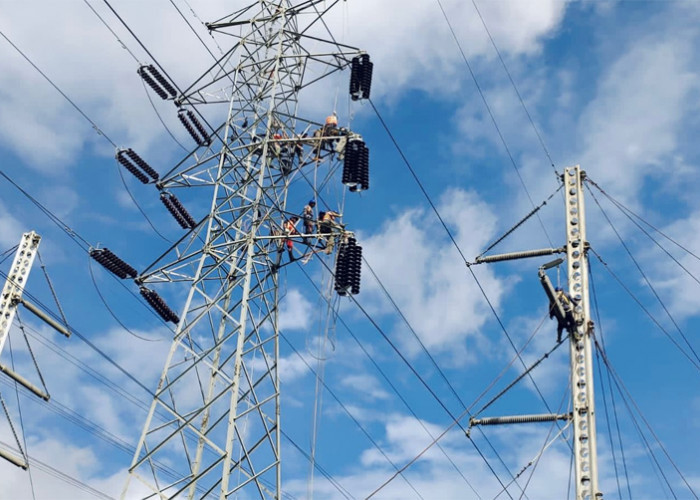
[122,2,369,498]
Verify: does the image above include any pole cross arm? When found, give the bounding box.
[0,364,49,401]
[15,297,70,338]
[0,448,27,470]
[473,247,565,265]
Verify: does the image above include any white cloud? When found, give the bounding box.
[333,0,569,99]
[340,373,390,401]
[576,36,698,205]
[0,201,25,250]
[360,188,511,356]
[0,0,572,171]
[279,287,314,331]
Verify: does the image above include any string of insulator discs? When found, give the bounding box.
[116,148,159,184]
[334,237,362,296]
[177,108,211,146]
[349,54,373,101]
[139,287,180,324]
[159,191,196,229]
[89,248,138,279]
[138,64,177,100]
[342,138,369,192]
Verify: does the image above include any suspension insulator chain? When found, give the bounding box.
[140,286,179,324]
[160,191,196,229]
[335,237,363,296]
[89,248,138,279]
[349,54,373,101]
[138,64,177,100]
[343,139,370,192]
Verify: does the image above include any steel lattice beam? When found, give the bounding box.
[122,2,364,498]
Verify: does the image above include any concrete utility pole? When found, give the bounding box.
[468,165,601,499]
[564,165,600,500]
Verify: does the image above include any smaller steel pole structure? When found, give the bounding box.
[0,231,42,354]
[0,231,71,469]
[564,165,601,499]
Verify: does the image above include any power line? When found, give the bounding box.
[0,440,115,499]
[589,263,630,500]
[433,0,556,247]
[469,0,559,179]
[586,178,700,263]
[82,0,141,64]
[366,96,569,497]
[280,333,425,499]
[0,29,118,148]
[594,339,699,499]
[586,184,700,366]
[87,256,163,342]
[0,28,171,243]
[304,249,521,499]
[588,247,700,372]
[587,178,700,288]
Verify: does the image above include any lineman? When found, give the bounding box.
[280,216,300,263]
[550,287,575,342]
[318,210,342,254]
[302,200,316,238]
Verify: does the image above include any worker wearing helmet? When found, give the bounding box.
[550,287,575,342]
[323,113,339,136]
[325,114,338,126]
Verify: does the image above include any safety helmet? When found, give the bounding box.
[325,114,338,126]
[308,200,316,206]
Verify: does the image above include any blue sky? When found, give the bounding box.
[0,1,699,499]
